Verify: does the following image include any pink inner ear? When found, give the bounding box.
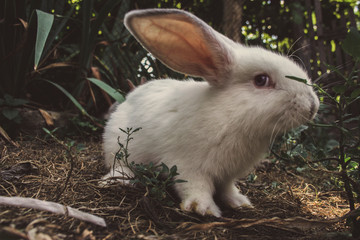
[127,12,229,86]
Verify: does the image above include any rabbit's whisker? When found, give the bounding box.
[287,37,303,56]
[289,54,307,72]
[288,43,310,58]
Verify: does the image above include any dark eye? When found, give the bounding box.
[254,74,271,87]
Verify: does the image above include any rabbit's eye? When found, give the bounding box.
[254,74,271,88]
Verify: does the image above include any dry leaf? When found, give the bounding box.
[1,226,28,239]
[28,228,53,240]
[91,67,101,80]
[127,79,136,91]
[78,229,96,240]
[18,18,28,29]
[0,162,36,182]
[34,62,74,72]
[39,109,54,126]
[0,125,19,147]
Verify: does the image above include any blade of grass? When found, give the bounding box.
[285,75,307,84]
[39,5,75,67]
[34,10,54,70]
[87,78,125,103]
[342,27,360,60]
[89,0,122,41]
[44,80,91,117]
[286,75,338,103]
[79,0,93,72]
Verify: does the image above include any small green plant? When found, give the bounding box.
[277,28,360,237]
[0,94,29,135]
[114,127,186,206]
[0,94,28,124]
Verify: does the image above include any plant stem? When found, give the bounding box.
[338,97,355,210]
[43,129,75,201]
[55,148,74,202]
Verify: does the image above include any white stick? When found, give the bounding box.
[0,196,107,227]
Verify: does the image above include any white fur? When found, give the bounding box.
[102,9,320,217]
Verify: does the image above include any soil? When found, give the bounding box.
[0,136,354,240]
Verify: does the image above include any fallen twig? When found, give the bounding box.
[0,196,106,227]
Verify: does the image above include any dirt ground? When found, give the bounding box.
[0,136,354,240]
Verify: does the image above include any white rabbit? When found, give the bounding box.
[102,8,319,217]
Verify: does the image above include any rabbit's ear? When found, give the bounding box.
[125,9,234,87]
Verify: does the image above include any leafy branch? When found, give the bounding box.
[113,127,186,206]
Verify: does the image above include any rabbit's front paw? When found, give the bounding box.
[222,185,253,209]
[99,166,133,186]
[180,196,221,217]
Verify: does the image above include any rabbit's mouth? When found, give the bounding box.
[292,92,320,124]
[303,92,320,122]
[309,101,318,120]
[276,96,319,133]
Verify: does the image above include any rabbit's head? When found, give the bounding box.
[125,9,319,136]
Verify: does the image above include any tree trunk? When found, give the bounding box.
[291,0,312,76]
[222,0,244,42]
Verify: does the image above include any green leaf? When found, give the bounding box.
[3,94,28,106]
[285,75,308,84]
[332,85,346,94]
[2,108,19,120]
[133,127,142,133]
[45,80,91,117]
[351,88,360,98]
[343,116,360,124]
[34,10,54,70]
[342,28,360,59]
[169,165,179,177]
[42,127,52,135]
[174,179,187,183]
[326,139,339,152]
[348,96,360,106]
[87,78,125,103]
[79,0,119,71]
[41,5,75,60]
[347,160,358,170]
[296,167,306,173]
[160,163,170,174]
[42,127,59,138]
[339,126,349,134]
[89,0,121,42]
[76,143,87,151]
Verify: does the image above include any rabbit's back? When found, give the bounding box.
[103,79,210,168]
[103,78,266,181]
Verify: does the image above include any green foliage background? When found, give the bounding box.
[0,0,358,112]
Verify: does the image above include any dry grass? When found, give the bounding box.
[0,136,353,239]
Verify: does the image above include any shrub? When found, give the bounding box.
[113,127,186,206]
[273,28,360,237]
